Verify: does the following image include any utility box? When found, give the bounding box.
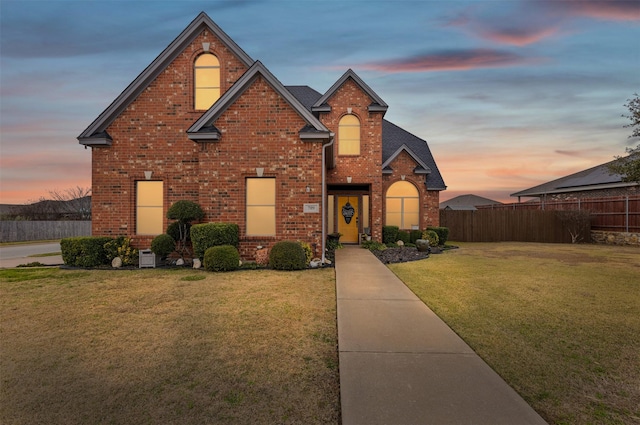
[139,249,159,268]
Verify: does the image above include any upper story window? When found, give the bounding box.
[338,114,360,155]
[194,53,221,110]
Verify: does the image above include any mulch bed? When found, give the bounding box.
[371,246,440,264]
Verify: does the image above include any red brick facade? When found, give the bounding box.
[82,13,444,260]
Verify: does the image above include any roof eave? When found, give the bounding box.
[510,181,638,198]
[78,131,112,147]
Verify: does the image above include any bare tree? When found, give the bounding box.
[48,186,92,220]
[557,210,591,243]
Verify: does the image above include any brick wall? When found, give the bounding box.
[382,150,440,229]
[321,79,384,241]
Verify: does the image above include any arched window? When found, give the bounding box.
[194,53,220,110]
[338,114,360,155]
[386,181,419,230]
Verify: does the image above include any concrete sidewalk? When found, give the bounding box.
[335,246,547,425]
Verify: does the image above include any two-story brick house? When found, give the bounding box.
[78,12,446,260]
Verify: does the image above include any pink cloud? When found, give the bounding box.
[359,49,540,73]
[475,26,560,47]
[551,0,640,22]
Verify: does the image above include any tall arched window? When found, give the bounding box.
[194,53,220,110]
[338,114,360,155]
[386,181,419,230]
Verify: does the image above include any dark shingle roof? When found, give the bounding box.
[510,158,634,198]
[286,85,446,191]
[439,194,501,210]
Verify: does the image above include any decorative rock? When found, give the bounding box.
[396,240,405,247]
[111,257,122,268]
[176,258,185,266]
[309,258,322,268]
[415,239,431,252]
[193,258,201,269]
[323,258,332,265]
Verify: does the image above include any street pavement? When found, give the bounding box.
[0,242,64,268]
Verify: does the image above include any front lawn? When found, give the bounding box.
[389,242,640,425]
[0,268,339,425]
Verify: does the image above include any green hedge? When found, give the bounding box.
[151,234,176,258]
[61,236,112,267]
[410,229,423,244]
[269,241,307,271]
[382,226,399,244]
[203,245,240,272]
[191,223,240,258]
[427,226,449,245]
[397,230,411,244]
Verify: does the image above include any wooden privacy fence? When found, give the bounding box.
[0,221,91,243]
[477,195,639,233]
[440,209,588,243]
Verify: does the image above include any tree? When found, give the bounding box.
[166,200,204,258]
[607,94,640,184]
[48,186,92,220]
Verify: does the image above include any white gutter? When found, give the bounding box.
[321,133,335,264]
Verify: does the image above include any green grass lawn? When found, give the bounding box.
[0,268,339,425]
[389,242,640,425]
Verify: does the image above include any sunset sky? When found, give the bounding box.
[1,0,639,205]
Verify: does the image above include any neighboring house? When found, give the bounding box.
[439,194,501,210]
[511,158,638,202]
[78,12,445,260]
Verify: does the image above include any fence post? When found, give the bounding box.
[626,196,629,233]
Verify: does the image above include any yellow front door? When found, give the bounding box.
[337,196,359,243]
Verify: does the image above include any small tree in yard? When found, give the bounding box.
[166,200,204,258]
[557,210,591,244]
[607,94,640,184]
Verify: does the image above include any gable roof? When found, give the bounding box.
[287,85,446,191]
[510,158,636,198]
[440,194,501,210]
[382,144,432,174]
[78,12,253,145]
[188,61,331,141]
[311,69,388,114]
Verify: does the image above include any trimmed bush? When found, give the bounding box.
[422,229,439,247]
[382,226,399,244]
[61,236,112,267]
[269,240,307,270]
[151,233,176,258]
[166,221,191,242]
[203,245,240,272]
[362,240,386,251]
[410,229,423,244]
[397,230,411,244]
[191,223,240,258]
[427,226,449,245]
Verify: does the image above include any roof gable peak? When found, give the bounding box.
[78,12,253,144]
[312,69,388,114]
[188,61,330,141]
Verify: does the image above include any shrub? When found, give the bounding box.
[326,234,342,251]
[362,240,386,251]
[382,226,399,244]
[151,234,176,258]
[61,236,112,267]
[427,226,449,245]
[422,229,439,247]
[167,200,204,256]
[410,229,423,244]
[203,245,240,272]
[191,223,240,258]
[397,230,411,244]
[269,241,307,270]
[166,221,191,242]
[299,241,313,265]
[103,236,138,266]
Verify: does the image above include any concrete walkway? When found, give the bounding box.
[335,246,548,425]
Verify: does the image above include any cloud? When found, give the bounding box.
[475,26,561,47]
[358,49,542,73]
[545,0,640,22]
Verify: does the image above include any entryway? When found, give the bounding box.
[337,196,359,243]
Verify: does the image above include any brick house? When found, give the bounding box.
[78,12,446,260]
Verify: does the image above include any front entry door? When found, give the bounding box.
[337,196,359,243]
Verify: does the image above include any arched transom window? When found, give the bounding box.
[194,53,220,110]
[386,181,419,230]
[338,114,360,155]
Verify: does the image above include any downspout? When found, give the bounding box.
[321,133,335,264]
